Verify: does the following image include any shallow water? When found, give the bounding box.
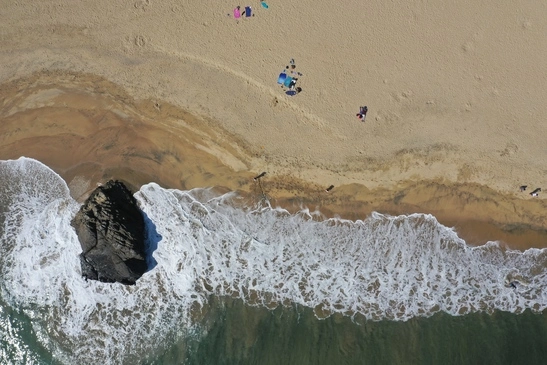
[1,157,546,364]
[168,298,547,365]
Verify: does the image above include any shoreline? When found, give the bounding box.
[1,72,545,251]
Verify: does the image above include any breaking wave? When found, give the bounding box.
[1,157,546,364]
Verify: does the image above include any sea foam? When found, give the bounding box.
[1,157,546,364]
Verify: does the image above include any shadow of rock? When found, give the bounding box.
[142,210,161,271]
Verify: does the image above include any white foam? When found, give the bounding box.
[0,158,205,364]
[0,304,42,365]
[1,157,546,364]
[137,185,547,322]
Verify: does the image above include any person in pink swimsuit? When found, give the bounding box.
[233,6,241,19]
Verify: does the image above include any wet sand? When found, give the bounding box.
[1,71,545,250]
[2,1,547,249]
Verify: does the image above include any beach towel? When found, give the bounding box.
[283,76,293,88]
[233,7,241,18]
[245,6,252,17]
[261,1,269,8]
[277,73,287,84]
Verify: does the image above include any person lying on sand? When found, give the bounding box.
[288,78,298,89]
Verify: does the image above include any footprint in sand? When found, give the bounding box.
[391,90,413,103]
[134,35,147,47]
[134,0,150,11]
[461,41,474,53]
[461,31,482,54]
[457,163,476,182]
[521,19,532,30]
[499,142,519,157]
[464,102,472,112]
[375,110,401,123]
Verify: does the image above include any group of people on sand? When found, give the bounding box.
[278,60,370,122]
[279,60,370,120]
[279,59,303,96]
[232,5,252,19]
[232,2,268,20]
[231,4,373,123]
[519,185,542,197]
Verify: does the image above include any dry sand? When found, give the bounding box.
[1,1,546,249]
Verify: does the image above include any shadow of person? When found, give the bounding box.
[142,210,161,271]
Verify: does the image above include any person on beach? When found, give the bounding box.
[286,59,299,74]
[233,6,241,19]
[357,106,368,121]
[286,64,297,74]
[288,78,298,90]
[281,59,303,96]
[244,6,253,17]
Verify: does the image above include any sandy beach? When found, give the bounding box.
[1,0,546,248]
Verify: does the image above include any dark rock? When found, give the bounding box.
[71,180,147,285]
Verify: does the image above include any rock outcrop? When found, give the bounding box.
[71,180,147,285]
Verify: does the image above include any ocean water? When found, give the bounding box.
[1,157,546,365]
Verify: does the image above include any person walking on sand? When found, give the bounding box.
[357,106,368,121]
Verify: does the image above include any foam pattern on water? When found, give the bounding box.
[0,304,43,365]
[137,183,547,322]
[0,158,205,364]
[1,157,546,364]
